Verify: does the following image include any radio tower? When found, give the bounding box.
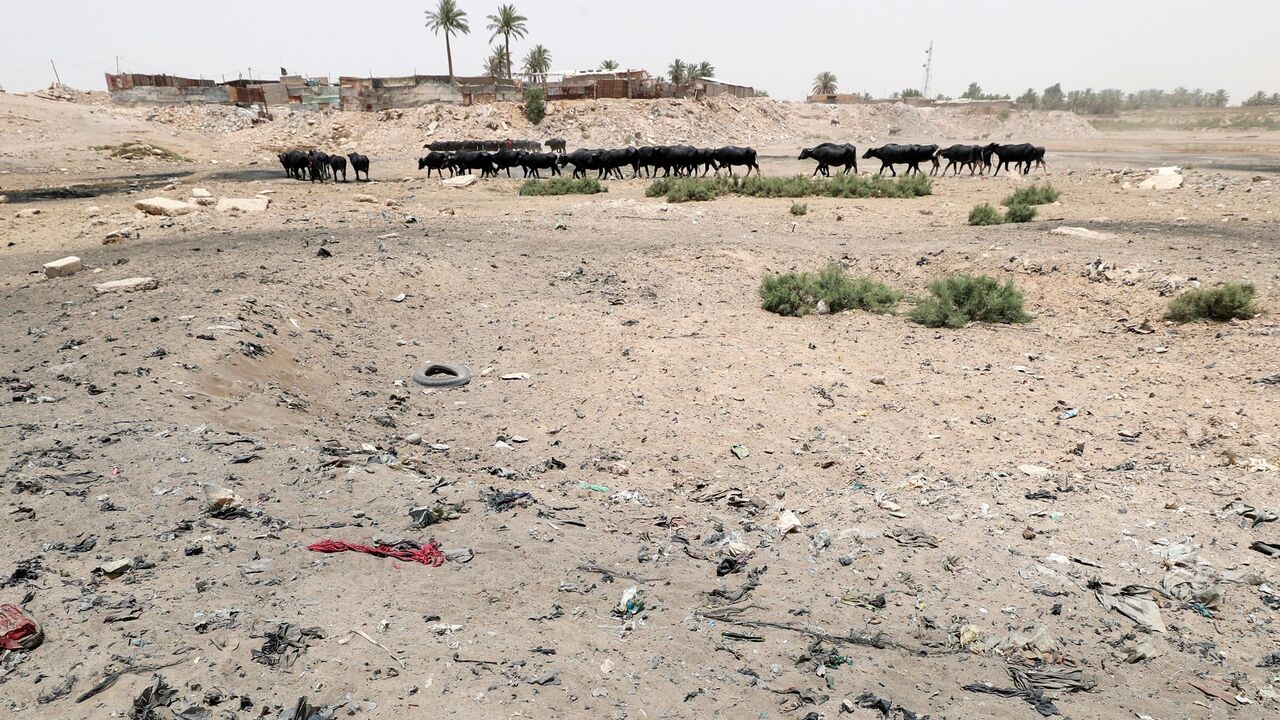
[921,41,934,98]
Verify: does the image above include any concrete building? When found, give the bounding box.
[338,75,520,111]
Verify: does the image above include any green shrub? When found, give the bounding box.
[909,274,1032,328]
[813,265,902,314]
[1003,183,1060,207]
[1165,283,1258,322]
[761,264,902,317]
[522,87,547,125]
[968,203,1004,226]
[790,202,808,216]
[1005,204,1037,223]
[760,272,820,317]
[518,177,604,196]
[647,174,932,203]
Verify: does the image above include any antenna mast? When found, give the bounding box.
[921,41,933,98]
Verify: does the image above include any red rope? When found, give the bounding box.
[307,539,444,567]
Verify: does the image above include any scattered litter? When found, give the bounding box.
[1223,498,1278,526]
[277,696,340,720]
[962,681,1059,717]
[500,372,531,380]
[886,527,939,548]
[1010,665,1096,693]
[339,628,406,669]
[252,623,324,669]
[615,586,643,616]
[129,675,177,720]
[408,502,463,528]
[1091,579,1167,632]
[777,509,802,535]
[411,362,471,388]
[482,488,533,511]
[578,482,610,493]
[0,603,43,651]
[1187,678,1239,706]
[854,692,926,720]
[307,539,444,567]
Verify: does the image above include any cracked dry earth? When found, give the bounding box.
[3,142,1280,720]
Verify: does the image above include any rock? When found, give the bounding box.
[443,175,478,188]
[103,228,139,244]
[1138,167,1183,190]
[43,256,83,279]
[815,299,830,315]
[194,197,217,207]
[869,375,887,385]
[1050,226,1115,241]
[215,197,270,213]
[1019,464,1053,479]
[0,195,8,204]
[405,433,423,445]
[15,208,41,219]
[94,277,158,294]
[134,197,195,216]
[84,205,101,217]
[352,193,378,203]
[191,188,212,198]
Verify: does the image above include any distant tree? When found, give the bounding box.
[1017,87,1039,107]
[425,0,471,78]
[1041,82,1064,109]
[484,46,510,77]
[486,4,528,78]
[961,82,983,99]
[667,59,688,84]
[811,71,838,95]
[899,88,923,98]
[689,61,716,81]
[599,60,619,71]
[1243,91,1276,106]
[522,44,552,77]
[755,89,770,98]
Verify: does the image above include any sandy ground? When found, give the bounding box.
[2,94,1280,720]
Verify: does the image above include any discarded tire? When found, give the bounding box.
[412,362,472,389]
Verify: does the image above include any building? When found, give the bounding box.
[105,73,228,105]
[338,75,520,111]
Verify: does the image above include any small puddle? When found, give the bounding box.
[2,171,193,203]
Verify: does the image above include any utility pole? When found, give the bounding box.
[116,56,120,74]
[50,59,62,85]
[921,41,933,98]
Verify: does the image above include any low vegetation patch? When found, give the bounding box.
[648,174,932,203]
[789,202,808,216]
[518,177,604,196]
[909,274,1033,328]
[1003,183,1060,207]
[1165,282,1258,322]
[522,87,547,125]
[1004,204,1038,223]
[760,264,901,317]
[93,141,190,162]
[968,203,1004,226]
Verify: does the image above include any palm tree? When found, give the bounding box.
[425,0,471,78]
[667,59,687,84]
[689,61,715,81]
[522,44,551,79]
[599,60,619,71]
[484,46,510,77]
[486,4,527,78]
[811,71,837,95]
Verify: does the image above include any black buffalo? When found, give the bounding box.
[799,143,858,177]
[328,154,348,182]
[935,144,983,176]
[520,151,561,178]
[558,149,603,178]
[984,143,1039,176]
[417,151,451,178]
[712,146,760,176]
[278,150,308,179]
[347,153,370,181]
[492,149,523,178]
[306,150,330,183]
[545,138,567,154]
[862,144,938,176]
[452,150,498,177]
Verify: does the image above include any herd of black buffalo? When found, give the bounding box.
[277,139,1047,183]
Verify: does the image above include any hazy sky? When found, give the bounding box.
[4,1,1278,103]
